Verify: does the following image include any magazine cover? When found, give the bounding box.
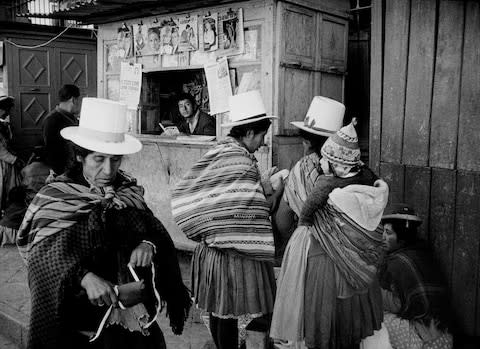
[116,25,133,58]
[134,22,147,56]
[202,13,218,52]
[218,8,244,57]
[178,15,199,52]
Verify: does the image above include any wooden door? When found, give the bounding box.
[6,37,96,158]
[277,2,348,135]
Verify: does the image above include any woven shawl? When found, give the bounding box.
[17,173,191,349]
[17,172,146,263]
[172,137,274,261]
[286,152,385,292]
[380,243,450,327]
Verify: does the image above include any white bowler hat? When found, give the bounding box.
[222,90,277,127]
[291,96,345,137]
[61,98,142,155]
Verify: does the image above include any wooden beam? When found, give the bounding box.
[369,0,383,174]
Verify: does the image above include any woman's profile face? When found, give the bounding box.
[148,32,160,51]
[382,223,398,252]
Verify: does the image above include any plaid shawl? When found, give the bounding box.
[379,242,450,327]
[17,172,191,349]
[172,137,274,261]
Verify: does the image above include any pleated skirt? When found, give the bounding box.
[191,243,276,318]
[304,235,383,349]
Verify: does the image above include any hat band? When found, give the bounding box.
[236,113,267,122]
[77,127,125,143]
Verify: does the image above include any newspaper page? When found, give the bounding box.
[119,62,142,110]
[204,56,232,114]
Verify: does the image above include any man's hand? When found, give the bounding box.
[129,242,155,267]
[80,272,118,308]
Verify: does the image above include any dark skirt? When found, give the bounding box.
[191,243,276,317]
[304,235,383,349]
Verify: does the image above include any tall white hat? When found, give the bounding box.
[222,90,277,127]
[60,97,142,155]
[291,96,345,137]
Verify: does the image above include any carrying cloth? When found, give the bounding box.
[172,137,274,261]
[17,171,191,349]
[271,152,388,344]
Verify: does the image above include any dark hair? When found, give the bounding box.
[65,143,94,177]
[228,118,271,139]
[299,129,328,156]
[148,27,160,36]
[383,219,419,245]
[58,84,80,102]
[176,92,196,107]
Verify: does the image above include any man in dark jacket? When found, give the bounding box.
[176,93,215,136]
[42,84,81,175]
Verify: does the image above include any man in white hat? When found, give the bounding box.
[18,98,191,349]
[172,90,281,349]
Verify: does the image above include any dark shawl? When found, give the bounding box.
[17,172,191,349]
[379,242,450,328]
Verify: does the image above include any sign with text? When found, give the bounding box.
[119,62,142,110]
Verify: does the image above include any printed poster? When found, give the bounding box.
[134,23,147,56]
[119,62,142,109]
[204,57,232,114]
[178,15,199,52]
[202,13,218,52]
[116,25,133,58]
[218,8,244,57]
[145,19,179,56]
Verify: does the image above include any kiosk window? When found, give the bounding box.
[140,69,210,135]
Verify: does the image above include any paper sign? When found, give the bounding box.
[204,57,232,114]
[119,62,142,110]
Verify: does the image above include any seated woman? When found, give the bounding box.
[270,96,389,349]
[379,203,453,349]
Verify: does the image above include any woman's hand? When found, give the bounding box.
[80,272,118,308]
[129,242,155,267]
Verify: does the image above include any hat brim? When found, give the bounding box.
[290,121,336,137]
[61,127,142,155]
[382,213,422,222]
[221,115,277,128]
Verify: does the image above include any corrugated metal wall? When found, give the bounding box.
[370,0,480,336]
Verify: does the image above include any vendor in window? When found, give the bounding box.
[176,93,216,136]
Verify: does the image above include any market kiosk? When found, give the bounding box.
[95,0,349,249]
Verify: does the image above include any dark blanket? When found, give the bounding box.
[379,242,450,328]
[22,179,191,349]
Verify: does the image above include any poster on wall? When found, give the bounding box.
[178,15,198,52]
[116,25,133,58]
[134,22,147,56]
[202,13,218,52]
[218,8,244,57]
[119,62,142,109]
[204,56,232,114]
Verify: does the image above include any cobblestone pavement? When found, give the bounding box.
[0,246,214,349]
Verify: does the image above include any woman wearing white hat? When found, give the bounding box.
[172,90,281,348]
[270,97,389,349]
[17,98,191,349]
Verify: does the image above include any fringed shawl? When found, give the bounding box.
[172,137,274,261]
[17,172,191,349]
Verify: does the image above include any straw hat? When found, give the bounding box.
[291,96,345,137]
[60,98,142,155]
[221,90,277,127]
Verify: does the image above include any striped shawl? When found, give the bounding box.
[17,172,146,263]
[172,137,274,261]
